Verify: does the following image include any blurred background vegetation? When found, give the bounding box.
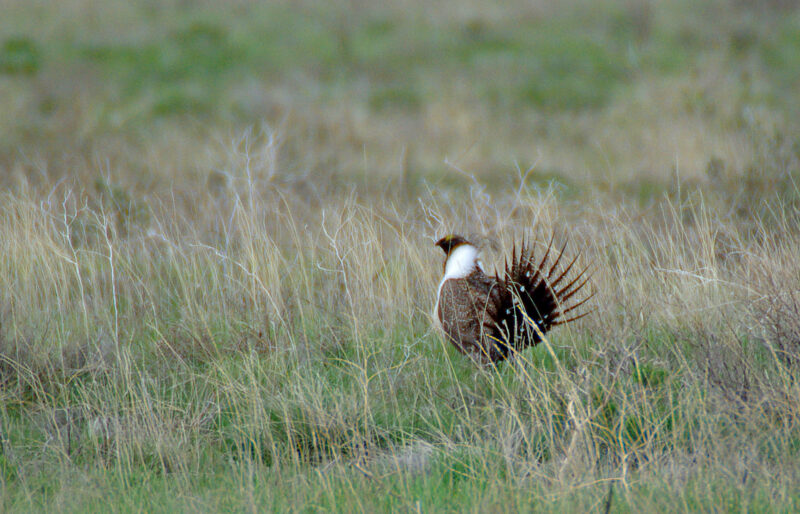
[1,0,799,200]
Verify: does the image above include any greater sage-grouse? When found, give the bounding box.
[434,234,592,363]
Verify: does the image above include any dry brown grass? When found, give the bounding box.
[2,0,800,510]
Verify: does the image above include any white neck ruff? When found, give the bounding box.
[443,244,482,279]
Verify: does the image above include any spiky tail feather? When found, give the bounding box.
[486,233,594,362]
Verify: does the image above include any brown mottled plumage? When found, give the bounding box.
[434,234,592,363]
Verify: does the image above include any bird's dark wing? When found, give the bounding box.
[486,234,593,360]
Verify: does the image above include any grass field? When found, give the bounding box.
[2,0,800,511]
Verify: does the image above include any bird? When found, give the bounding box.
[433,233,592,364]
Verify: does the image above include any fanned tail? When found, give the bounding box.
[487,232,594,361]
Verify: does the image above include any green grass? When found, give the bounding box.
[5,0,782,126]
[2,0,800,511]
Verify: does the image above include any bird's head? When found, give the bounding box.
[435,234,471,256]
[435,234,482,276]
